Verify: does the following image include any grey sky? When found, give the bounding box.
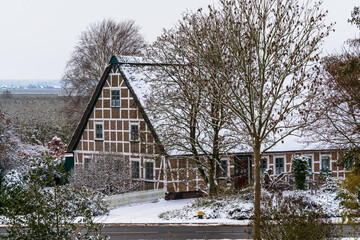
[0,0,358,81]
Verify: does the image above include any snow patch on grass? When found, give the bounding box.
[159,185,343,221]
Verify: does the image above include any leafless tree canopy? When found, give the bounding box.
[147,0,332,239]
[62,19,146,125]
[70,153,143,195]
[146,10,243,196]
[306,42,360,148]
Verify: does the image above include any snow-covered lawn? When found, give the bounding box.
[94,185,343,225]
[94,198,246,224]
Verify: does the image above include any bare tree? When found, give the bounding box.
[70,152,143,195]
[62,19,146,125]
[147,0,332,238]
[306,5,360,149]
[349,6,360,29]
[145,13,242,196]
[307,44,360,149]
[207,1,332,238]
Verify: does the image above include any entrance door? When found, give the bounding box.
[235,155,252,189]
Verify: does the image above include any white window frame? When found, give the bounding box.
[320,154,332,172]
[274,155,286,175]
[144,159,155,181]
[94,122,104,140]
[303,153,314,173]
[110,89,121,107]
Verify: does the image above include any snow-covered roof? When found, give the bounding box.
[120,64,151,109]
[118,57,334,155]
[68,55,335,156]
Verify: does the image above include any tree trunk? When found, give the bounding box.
[208,158,217,197]
[253,142,261,240]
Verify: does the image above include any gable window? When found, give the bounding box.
[95,123,103,140]
[220,159,228,177]
[260,158,267,174]
[130,124,139,141]
[131,161,140,179]
[111,90,120,107]
[145,162,154,180]
[321,155,331,171]
[275,157,284,175]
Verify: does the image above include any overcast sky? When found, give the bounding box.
[0,0,358,81]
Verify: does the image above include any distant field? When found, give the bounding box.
[0,93,73,144]
[1,88,63,95]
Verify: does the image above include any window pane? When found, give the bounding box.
[261,158,267,174]
[84,158,91,169]
[111,90,120,107]
[220,160,228,177]
[145,162,154,180]
[95,124,103,139]
[321,156,330,171]
[275,157,284,175]
[131,125,139,141]
[307,156,312,172]
[131,161,139,179]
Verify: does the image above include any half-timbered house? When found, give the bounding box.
[66,55,346,198]
[67,56,166,190]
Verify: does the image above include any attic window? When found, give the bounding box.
[111,90,120,107]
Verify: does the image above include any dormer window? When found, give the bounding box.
[111,90,120,107]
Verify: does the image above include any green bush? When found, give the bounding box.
[292,155,309,190]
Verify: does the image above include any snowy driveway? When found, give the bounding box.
[94,198,246,225]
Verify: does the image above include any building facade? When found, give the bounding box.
[67,56,346,197]
[67,56,166,190]
[166,149,345,197]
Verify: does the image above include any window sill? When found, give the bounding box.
[94,139,104,141]
[110,106,121,108]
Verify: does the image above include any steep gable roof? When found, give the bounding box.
[67,55,165,155]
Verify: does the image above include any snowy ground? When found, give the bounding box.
[94,198,246,224]
[94,185,343,225]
